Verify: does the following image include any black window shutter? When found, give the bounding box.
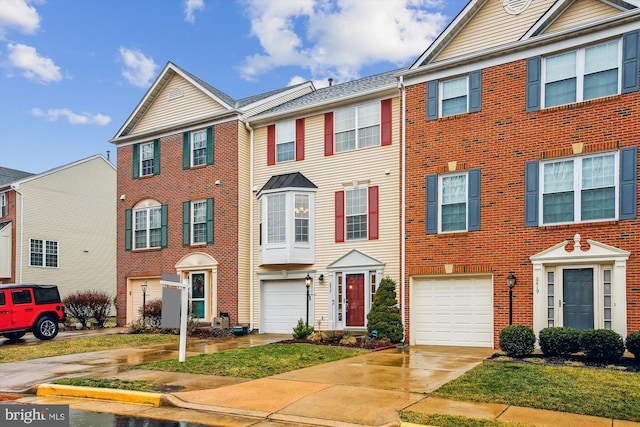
[619,146,637,220]
[525,161,539,227]
[206,198,214,244]
[182,201,190,246]
[526,56,541,112]
[426,80,439,121]
[468,169,481,231]
[182,132,190,169]
[426,174,438,234]
[132,144,139,179]
[468,70,482,113]
[206,126,215,165]
[153,139,160,175]
[125,209,132,251]
[622,30,639,94]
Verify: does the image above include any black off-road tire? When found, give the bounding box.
[33,316,59,340]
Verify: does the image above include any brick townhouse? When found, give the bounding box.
[401,0,639,347]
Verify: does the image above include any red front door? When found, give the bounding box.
[346,274,365,327]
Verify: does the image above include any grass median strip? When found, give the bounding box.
[429,362,640,422]
[133,343,368,379]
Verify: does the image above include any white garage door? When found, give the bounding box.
[261,280,308,333]
[411,276,493,347]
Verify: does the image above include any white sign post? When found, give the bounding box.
[160,274,189,363]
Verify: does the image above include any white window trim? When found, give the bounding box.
[438,171,468,233]
[345,187,368,241]
[440,75,469,118]
[334,101,381,153]
[133,205,161,250]
[0,193,6,217]
[191,200,207,245]
[276,121,295,163]
[539,151,619,226]
[191,129,207,167]
[140,141,154,177]
[541,39,622,109]
[29,238,59,268]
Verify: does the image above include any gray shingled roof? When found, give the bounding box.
[252,68,404,118]
[173,62,313,109]
[259,172,317,195]
[0,166,34,187]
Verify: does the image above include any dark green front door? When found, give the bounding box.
[563,268,594,330]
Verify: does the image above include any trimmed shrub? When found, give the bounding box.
[579,329,625,363]
[625,331,640,359]
[538,327,581,356]
[499,325,536,357]
[366,277,404,343]
[292,318,314,339]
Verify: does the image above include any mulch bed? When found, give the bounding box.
[487,352,639,372]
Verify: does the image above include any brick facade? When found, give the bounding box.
[116,121,240,326]
[404,59,640,346]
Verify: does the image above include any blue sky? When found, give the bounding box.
[0,0,467,173]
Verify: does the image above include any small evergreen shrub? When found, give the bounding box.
[579,329,625,363]
[366,277,404,343]
[538,327,581,356]
[292,318,314,339]
[499,325,536,357]
[128,318,147,334]
[625,331,640,359]
[139,299,163,328]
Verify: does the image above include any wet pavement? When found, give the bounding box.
[2,330,639,427]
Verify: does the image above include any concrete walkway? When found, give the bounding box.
[2,331,639,427]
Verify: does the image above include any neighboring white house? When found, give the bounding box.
[0,155,117,300]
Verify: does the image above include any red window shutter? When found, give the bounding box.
[368,186,379,240]
[267,125,276,166]
[381,99,392,146]
[335,190,344,242]
[295,118,305,161]
[324,112,334,156]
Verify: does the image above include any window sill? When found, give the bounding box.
[539,220,619,230]
[132,247,162,253]
[435,231,469,237]
[540,94,622,113]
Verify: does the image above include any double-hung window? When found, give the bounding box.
[335,102,380,152]
[183,127,214,169]
[266,194,286,244]
[525,147,637,226]
[276,121,295,162]
[191,130,207,167]
[345,188,368,240]
[294,194,309,243]
[426,169,481,234]
[183,199,214,246]
[0,193,6,217]
[542,153,617,224]
[140,142,155,176]
[335,186,379,242]
[427,70,482,120]
[134,206,162,249]
[544,40,620,108]
[29,239,58,267]
[191,200,207,245]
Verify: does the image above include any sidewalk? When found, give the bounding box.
[3,331,639,427]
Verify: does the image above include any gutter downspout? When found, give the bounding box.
[245,121,255,332]
[10,184,23,283]
[398,75,407,341]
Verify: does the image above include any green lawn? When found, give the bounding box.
[0,334,177,363]
[427,361,640,422]
[134,343,368,378]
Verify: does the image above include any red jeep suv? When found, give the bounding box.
[0,284,67,341]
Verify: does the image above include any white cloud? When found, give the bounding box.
[31,108,111,125]
[239,0,447,83]
[184,0,204,23]
[7,43,62,83]
[0,0,41,39]
[119,47,158,88]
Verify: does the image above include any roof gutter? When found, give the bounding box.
[398,75,407,341]
[244,120,255,332]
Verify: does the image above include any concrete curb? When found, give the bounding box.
[36,384,163,406]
